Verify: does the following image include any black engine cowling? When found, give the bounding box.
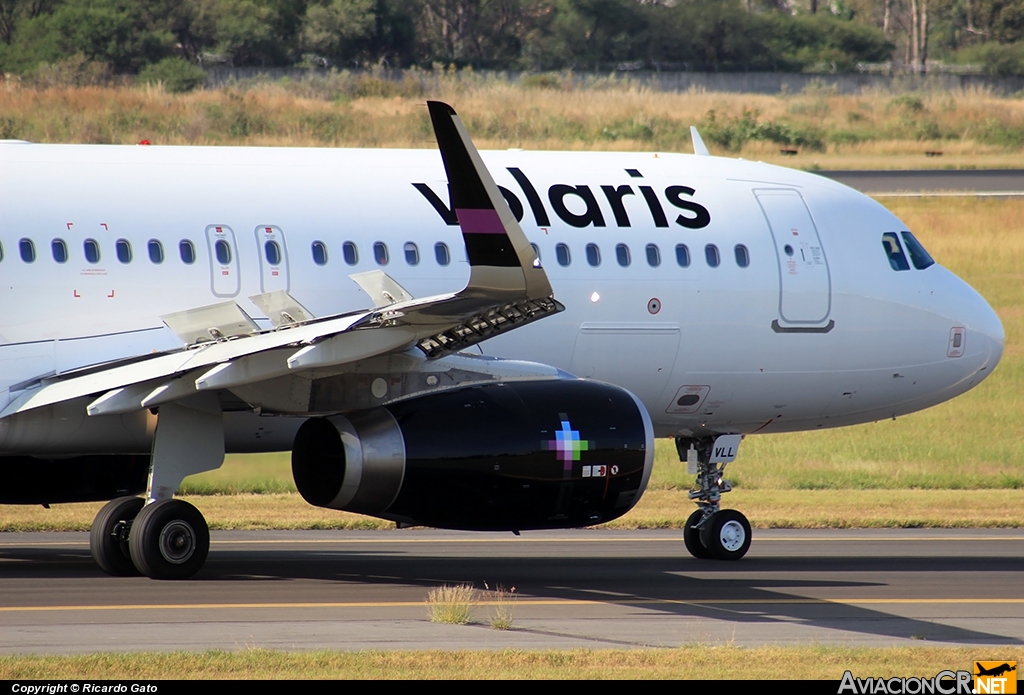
[291,379,653,530]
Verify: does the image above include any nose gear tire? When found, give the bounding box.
[683,509,714,559]
[699,509,751,561]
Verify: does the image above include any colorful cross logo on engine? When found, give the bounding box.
[545,414,592,471]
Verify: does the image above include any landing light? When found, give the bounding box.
[590,292,600,303]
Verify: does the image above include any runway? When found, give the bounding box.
[820,169,1024,196]
[1,529,1022,654]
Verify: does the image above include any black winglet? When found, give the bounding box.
[427,101,551,301]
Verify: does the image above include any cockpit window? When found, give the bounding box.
[901,231,935,270]
[882,232,910,271]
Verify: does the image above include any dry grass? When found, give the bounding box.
[3,488,1023,532]
[0,646,1015,679]
[2,79,1024,168]
[426,584,477,625]
[618,489,1024,529]
[483,583,518,630]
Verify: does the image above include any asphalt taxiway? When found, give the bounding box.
[821,169,1024,196]
[1,529,1022,654]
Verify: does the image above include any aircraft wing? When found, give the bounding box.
[0,101,563,419]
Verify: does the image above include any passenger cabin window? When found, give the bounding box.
[179,240,196,265]
[264,240,282,265]
[116,239,132,264]
[148,239,164,264]
[586,243,601,267]
[646,243,660,267]
[373,241,389,265]
[341,241,357,266]
[51,239,68,264]
[556,243,571,267]
[705,244,720,268]
[734,244,750,268]
[882,232,910,271]
[84,239,100,264]
[404,242,419,266]
[901,231,935,270]
[19,238,35,263]
[0,241,5,262]
[530,243,542,268]
[312,241,328,266]
[434,242,450,266]
[214,239,231,265]
[615,243,631,267]
[675,244,690,267]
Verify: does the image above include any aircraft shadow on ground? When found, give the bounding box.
[1,543,1021,646]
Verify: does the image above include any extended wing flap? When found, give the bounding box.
[0,311,368,417]
[248,290,316,327]
[161,301,260,344]
[349,270,415,307]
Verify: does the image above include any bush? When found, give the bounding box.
[701,109,825,152]
[954,42,1024,76]
[520,73,562,90]
[138,58,207,93]
[26,54,111,88]
[887,95,926,113]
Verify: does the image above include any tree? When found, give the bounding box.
[301,0,375,63]
[522,0,647,69]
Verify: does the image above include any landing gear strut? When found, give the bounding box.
[89,395,225,580]
[676,434,751,561]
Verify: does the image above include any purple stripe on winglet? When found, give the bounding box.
[457,208,506,234]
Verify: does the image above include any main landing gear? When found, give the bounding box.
[676,434,751,561]
[89,396,225,580]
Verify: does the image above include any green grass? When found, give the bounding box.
[179,452,296,495]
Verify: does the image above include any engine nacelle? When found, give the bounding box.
[292,379,654,530]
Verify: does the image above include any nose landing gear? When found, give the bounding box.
[677,435,751,561]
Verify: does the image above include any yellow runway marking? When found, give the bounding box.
[3,598,1024,613]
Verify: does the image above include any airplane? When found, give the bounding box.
[975,663,1016,678]
[0,100,1003,579]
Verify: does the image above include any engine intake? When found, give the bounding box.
[292,379,654,530]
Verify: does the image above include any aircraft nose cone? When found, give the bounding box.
[969,292,1004,378]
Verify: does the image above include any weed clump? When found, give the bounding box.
[484,583,518,630]
[427,584,477,625]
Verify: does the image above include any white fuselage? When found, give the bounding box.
[0,143,1004,452]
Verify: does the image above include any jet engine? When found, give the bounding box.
[291,379,654,530]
